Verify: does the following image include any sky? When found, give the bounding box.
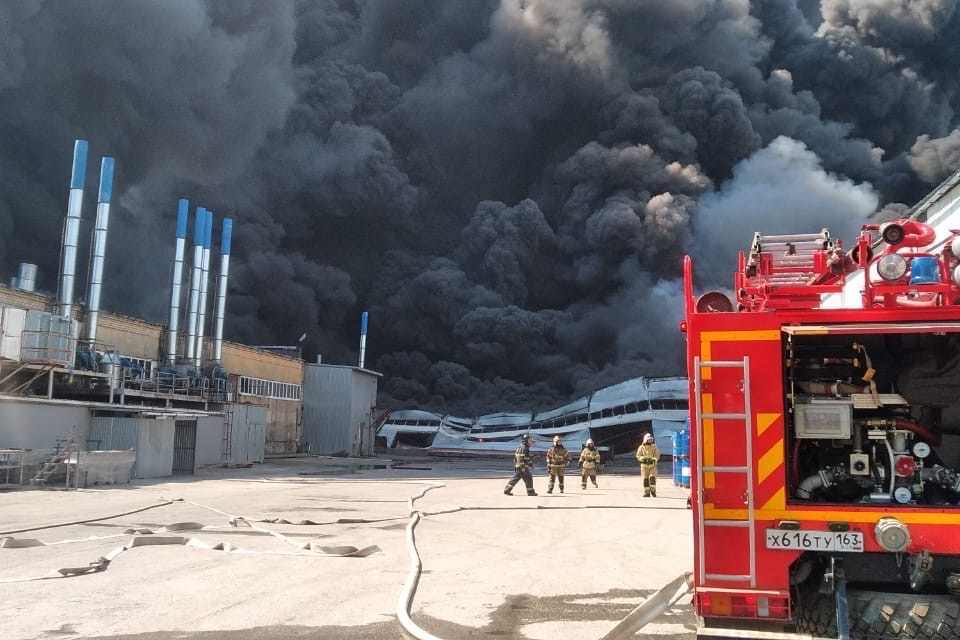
[2,0,960,414]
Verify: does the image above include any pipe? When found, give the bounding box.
[195,210,213,368]
[212,218,232,362]
[185,207,206,361]
[166,199,190,366]
[358,311,368,369]
[84,156,114,345]
[796,381,869,396]
[15,263,37,292]
[59,140,89,319]
[859,418,942,446]
[895,419,942,446]
[921,465,960,493]
[796,469,839,499]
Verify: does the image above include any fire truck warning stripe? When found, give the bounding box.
[760,487,786,511]
[700,330,782,342]
[755,412,780,436]
[703,393,715,489]
[756,439,784,484]
[698,330,779,486]
[699,330,780,380]
[704,500,960,525]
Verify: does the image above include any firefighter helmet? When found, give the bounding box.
[643,433,654,444]
[553,435,561,445]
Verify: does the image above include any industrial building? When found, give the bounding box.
[0,139,342,487]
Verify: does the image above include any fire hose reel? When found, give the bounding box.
[875,517,910,552]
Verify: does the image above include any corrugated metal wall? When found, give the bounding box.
[88,416,140,450]
[302,366,351,454]
[229,404,266,464]
[301,366,378,456]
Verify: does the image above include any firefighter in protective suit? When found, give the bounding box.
[579,439,601,489]
[546,435,570,494]
[636,433,660,497]
[504,433,537,496]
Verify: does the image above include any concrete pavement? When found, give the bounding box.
[0,457,695,639]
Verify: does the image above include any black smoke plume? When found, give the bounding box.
[2,1,960,414]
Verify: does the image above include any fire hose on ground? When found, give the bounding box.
[396,482,693,640]
[1,483,694,635]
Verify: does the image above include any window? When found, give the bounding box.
[238,375,302,401]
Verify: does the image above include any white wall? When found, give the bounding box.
[229,404,266,464]
[0,398,90,449]
[195,415,224,466]
[134,419,174,478]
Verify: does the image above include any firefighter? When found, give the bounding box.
[579,438,601,489]
[504,433,537,496]
[545,435,570,494]
[636,432,660,497]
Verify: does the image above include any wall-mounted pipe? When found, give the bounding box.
[84,156,115,344]
[59,140,89,319]
[212,218,233,362]
[358,311,368,369]
[166,199,190,366]
[195,210,213,368]
[185,207,207,362]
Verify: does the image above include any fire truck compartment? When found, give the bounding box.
[785,326,960,508]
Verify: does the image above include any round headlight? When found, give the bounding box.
[951,235,960,258]
[877,253,908,281]
[953,264,960,287]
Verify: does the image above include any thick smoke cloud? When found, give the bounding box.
[1,1,960,414]
[695,136,879,283]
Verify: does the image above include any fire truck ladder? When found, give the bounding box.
[694,355,756,588]
[751,231,831,283]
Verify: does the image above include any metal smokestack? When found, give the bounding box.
[185,207,207,363]
[84,156,115,345]
[58,140,89,319]
[195,210,213,368]
[166,199,189,366]
[358,311,368,369]
[212,218,232,362]
[15,263,38,292]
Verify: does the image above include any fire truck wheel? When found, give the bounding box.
[797,589,960,639]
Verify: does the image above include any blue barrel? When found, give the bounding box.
[673,429,691,488]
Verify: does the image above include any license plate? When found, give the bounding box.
[765,529,863,552]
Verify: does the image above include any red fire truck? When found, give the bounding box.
[684,220,960,639]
